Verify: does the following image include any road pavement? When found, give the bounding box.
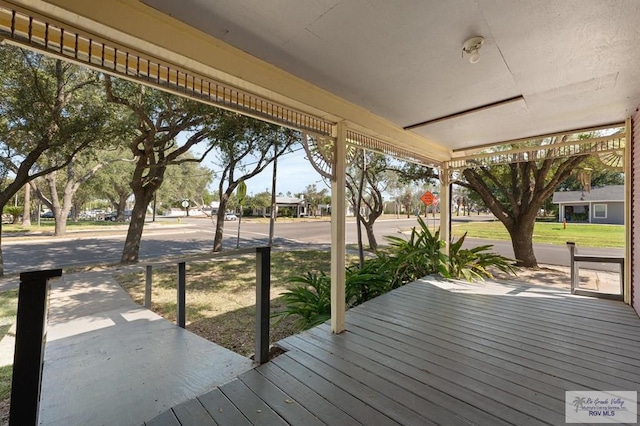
[2,216,623,274]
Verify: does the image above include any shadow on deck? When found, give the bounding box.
[146,276,640,425]
[38,271,254,426]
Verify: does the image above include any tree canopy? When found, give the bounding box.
[0,45,115,274]
[455,137,591,267]
[104,76,223,263]
[209,115,299,251]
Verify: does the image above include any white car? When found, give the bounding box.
[224,213,238,221]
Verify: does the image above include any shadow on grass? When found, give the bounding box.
[184,295,298,357]
[117,250,333,356]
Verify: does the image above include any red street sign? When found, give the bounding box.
[420,191,434,206]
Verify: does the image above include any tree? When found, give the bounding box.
[456,136,590,267]
[155,155,214,214]
[85,150,136,221]
[246,191,271,216]
[105,76,221,263]
[211,115,299,252]
[22,184,32,227]
[30,151,113,235]
[400,188,414,218]
[299,184,328,217]
[0,46,113,274]
[346,151,390,257]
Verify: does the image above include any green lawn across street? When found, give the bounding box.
[451,221,624,248]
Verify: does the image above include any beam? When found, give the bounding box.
[330,122,347,334]
[404,96,524,130]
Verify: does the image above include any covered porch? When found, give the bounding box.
[147,276,640,425]
[1,0,638,324]
[1,1,639,425]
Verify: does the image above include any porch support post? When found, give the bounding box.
[331,122,347,334]
[439,163,451,254]
[624,116,632,304]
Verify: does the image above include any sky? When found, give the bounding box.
[200,145,327,197]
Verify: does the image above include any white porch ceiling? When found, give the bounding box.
[141,0,640,151]
[4,0,639,159]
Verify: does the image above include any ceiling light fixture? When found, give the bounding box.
[462,36,484,64]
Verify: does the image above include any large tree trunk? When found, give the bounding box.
[115,193,128,221]
[44,172,68,237]
[364,223,378,251]
[0,220,4,276]
[121,190,154,263]
[506,218,537,267]
[212,192,230,252]
[22,184,31,227]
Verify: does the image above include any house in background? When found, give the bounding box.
[251,196,309,218]
[552,185,624,224]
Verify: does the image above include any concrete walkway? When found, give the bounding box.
[37,270,254,426]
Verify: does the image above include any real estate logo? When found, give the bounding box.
[566,391,637,423]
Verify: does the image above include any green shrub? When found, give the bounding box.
[383,216,448,286]
[447,232,517,280]
[278,216,517,330]
[345,260,393,306]
[275,271,331,331]
[3,206,23,224]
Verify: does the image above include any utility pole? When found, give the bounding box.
[269,141,278,245]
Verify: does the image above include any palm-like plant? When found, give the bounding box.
[383,216,448,285]
[448,232,517,280]
[274,271,331,331]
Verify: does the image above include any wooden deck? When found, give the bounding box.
[145,276,640,425]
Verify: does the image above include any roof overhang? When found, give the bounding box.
[0,0,451,164]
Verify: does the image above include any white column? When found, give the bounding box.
[624,116,632,304]
[331,122,347,333]
[439,164,451,254]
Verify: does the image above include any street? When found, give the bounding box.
[3,216,624,274]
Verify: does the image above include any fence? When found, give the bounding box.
[566,242,624,300]
[144,246,272,364]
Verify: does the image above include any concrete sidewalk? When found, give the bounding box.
[37,270,253,426]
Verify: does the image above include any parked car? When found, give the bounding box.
[40,211,54,218]
[224,213,238,221]
[104,212,118,221]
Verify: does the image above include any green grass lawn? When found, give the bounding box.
[117,250,338,356]
[0,289,17,411]
[2,220,129,233]
[451,221,624,248]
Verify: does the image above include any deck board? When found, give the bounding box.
[353,300,639,390]
[197,388,252,426]
[389,288,640,355]
[293,321,556,425]
[144,410,180,426]
[218,378,289,425]
[283,333,486,426]
[238,369,324,426]
[255,362,362,426]
[145,277,640,426]
[271,353,400,425]
[374,292,640,374]
[282,342,440,425]
[171,399,217,426]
